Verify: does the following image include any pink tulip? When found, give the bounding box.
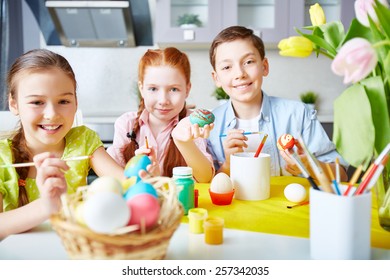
[354,0,389,27]
[331,38,377,84]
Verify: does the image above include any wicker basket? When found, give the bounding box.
[50,176,183,259]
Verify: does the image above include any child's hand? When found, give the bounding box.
[135,146,160,178]
[279,142,309,176]
[172,117,214,142]
[34,152,69,215]
[222,129,248,166]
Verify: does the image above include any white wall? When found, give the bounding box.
[23,1,347,121]
[43,46,346,120]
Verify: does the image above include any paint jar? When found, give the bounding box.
[173,167,194,215]
[188,208,208,234]
[204,217,224,245]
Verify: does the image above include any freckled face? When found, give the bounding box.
[9,68,77,152]
[139,66,190,126]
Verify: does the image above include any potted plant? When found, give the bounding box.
[300,91,318,110]
[212,87,229,104]
[177,13,202,28]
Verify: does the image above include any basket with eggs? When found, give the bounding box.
[50,155,183,260]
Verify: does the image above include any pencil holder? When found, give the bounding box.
[310,187,371,260]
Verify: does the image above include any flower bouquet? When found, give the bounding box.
[278,0,390,230]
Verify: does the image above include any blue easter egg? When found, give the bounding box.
[189,109,215,127]
[123,181,158,201]
[124,154,151,179]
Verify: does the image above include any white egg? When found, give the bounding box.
[88,176,123,198]
[284,183,307,203]
[83,192,130,234]
[210,173,234,193]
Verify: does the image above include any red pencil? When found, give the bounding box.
[254,134,268,158]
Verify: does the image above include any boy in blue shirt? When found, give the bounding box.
[207,26,348,181]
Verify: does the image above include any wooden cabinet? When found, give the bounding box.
[154,0,354,47]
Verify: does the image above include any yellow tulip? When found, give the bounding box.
[309,3,326,26]
[278,36,313,58]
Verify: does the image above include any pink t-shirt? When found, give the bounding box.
[107,109,213,173]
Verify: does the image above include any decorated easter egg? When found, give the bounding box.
[126,193,160,228]
[83,192,131,234]
[124,154,151,180]
[123,181,158,200]
[210,172,234,193]
[284,183,307,203]
[277,133,296,151]
[189,108,215,127]
[87,176,123,197]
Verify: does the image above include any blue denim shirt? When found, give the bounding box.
[207,92,348,176]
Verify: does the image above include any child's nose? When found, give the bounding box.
[234,66,247,79]
[43,104,56,120]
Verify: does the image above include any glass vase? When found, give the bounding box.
[376,164,390,231]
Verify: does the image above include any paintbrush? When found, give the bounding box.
[254,134,268,158]
[219,131,263,137]
[0,155,93,168]
[296,135,333,193]
[287,149,320,190]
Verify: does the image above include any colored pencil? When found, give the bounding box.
[325,163,341,195]
[363,155,389,194]
[343,165,363,196]
[254,134,268,158]
[355,143,390,195]
[335,157,340,184]
[0,155,92,168]
[219,131,263,137]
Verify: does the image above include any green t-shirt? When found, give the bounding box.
[0,125,103,211]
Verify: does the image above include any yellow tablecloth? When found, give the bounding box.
[182,176,390,249]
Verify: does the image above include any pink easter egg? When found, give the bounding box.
[126,193,160,228]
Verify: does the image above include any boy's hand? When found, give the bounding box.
[279,142,309,176]
[222,129,248,167]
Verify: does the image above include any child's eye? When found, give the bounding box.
[147,87,157,92]
[221,65,230,71]
[59,99,71,104]
[29,100,44,106]
[244,59,255,65]
[170,88,180,93]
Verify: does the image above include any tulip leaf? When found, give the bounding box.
[374,0,390,40]
[319,21,345,49]
[384,52,390,81]
[360,77,390,156]
[295,29,337,57]
[333,84,375,168]
[368,16,389,64]
[342,19,372,45]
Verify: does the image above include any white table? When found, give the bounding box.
[1,222,389,260]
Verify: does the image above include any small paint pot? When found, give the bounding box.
[188,208,208,234]
[204,216,224,245]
